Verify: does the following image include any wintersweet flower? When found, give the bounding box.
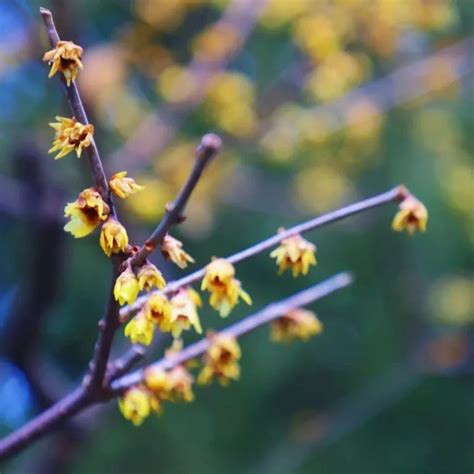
[138,262,166,292]
[169,288,203,338]
[161,234,195,269]
[43,40,83,86]
[114,267,139,306]
[144,292,172,332]
[201,258,252,317]
[49,116,94,159]
[197,333,241,386]
[271,309,323,342]
[64,188,109,238]
[99,218,128,257]
[392,195,428,235]
[109,171,144,199]
[144,365,194,403]
[124,310,155,346]
[118,386,160,426]
[270,232,317,277]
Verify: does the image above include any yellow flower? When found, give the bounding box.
[169,288,203,338]
[197,333,241,386]
[43,40,83,86]
[144,365,194,403]
[64,187,110,238]
[161,234,195,269]
[201,258,252,317]
[271,309,323,342]
[144,292,172,332]
[114,267,139,306]
[118,386,160,426]
[99,218,129,257]
[137,262,166,292]
[49,116,94,159]
[392,196,429,234]
[109,171,144,199]
[124,310,155,345]
[270,232,317,277]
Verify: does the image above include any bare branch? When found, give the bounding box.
[105,345,147,384]
[121,186,405,320]
[111,272,353,393]
[130,133,222,267]
[0,388,89,462]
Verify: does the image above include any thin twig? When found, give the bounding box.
[111,272,353,393]
[40,7,111,202]
[105,345,147,384]
[130,133,222,267]
[121,185,406,320]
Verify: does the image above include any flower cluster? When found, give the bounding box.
[270,232,317,277]
[271,309,323,343]
[123,287,202,345]
[43,40,83,86]
[161,234,195,269]
[201,259,252,317]
[49,116,94,159]
[115,262,165,307]
[64,187,109,238]
[198,333,241,386]
[119,365,194,425]
[392,195,429,235]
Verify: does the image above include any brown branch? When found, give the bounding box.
[111,272,353,393]
[0,388,89,462]
[40,7,124,397]
[105,345,147,384]
[121,185,406,320]
[130,133,222,267]
[40,7,111,202]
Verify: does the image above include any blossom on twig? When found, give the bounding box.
[271,309,323,342]
[198,333,241,386]
[43,40,83,86]
[109,171,144,199]
[124,310,155,346]
[118,386,160,426]
[143,292,172,332]
[169,288,203,338]
[392,195,428,234]
[49,116,94,159]
[114,267,139,306]
[64,187,109,238]
[161,234,195,269]
[201,258,252,317]
[138,262,166,291]
[100,217,129,256]
[144,366,194,403]
[270,232,317,277]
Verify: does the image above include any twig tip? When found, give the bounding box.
[200,133,222,153]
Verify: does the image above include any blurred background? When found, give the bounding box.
[0,0,473,472]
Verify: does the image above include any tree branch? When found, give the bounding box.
[121,185,406,320]
[40,7,111,201]
[130,133,222,267]
[40,6,123,396]
[111,272,353,393]
[0,388,89,462]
